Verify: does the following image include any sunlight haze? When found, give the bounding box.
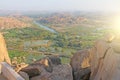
[0,0,120,12]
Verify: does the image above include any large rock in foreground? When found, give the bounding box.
[30,64,73,80]
[70,50,91,80]
[89,35,120,80]
[70,34,120,80]
[20,56,73,80]
[89,39,110,80]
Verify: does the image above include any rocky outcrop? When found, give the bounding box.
[70,50,91,80]
[89,39,110,80]
[30,64,72,80]
[0,33,11,65]
[20,56,73,80]
[89,34,120,80]
[70,33,120,80]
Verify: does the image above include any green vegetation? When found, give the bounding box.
[0,13,112,64]
[3,24,107,64]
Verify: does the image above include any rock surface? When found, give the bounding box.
[89,39,110,80]
[30,64,73,80]
[70,34,120,80]
[18,71,29,80]
[70,49,91,80]
[0,33,11,65]
[89,35,120,80]
[20,56,73,80]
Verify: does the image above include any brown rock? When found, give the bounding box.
[31,64,73,80]
[21,56,73,80]
[48,56,61,65]
[32,56,61,73]
[18,71,29,80]
[93,48,120,80]
[0,33,11,65]
[90,39,120,80]
[20,56,57,78]
[20,65,41,78]
[94,40,110,58]
[50,64,73,80]
[110,42,120,53]
[70,49,90,80]
[89,40,110,80]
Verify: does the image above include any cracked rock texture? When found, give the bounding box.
[89,35,120,80]
[71,34,120,80]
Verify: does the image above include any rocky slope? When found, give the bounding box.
[19,56,73,80]
[0,16,32,30]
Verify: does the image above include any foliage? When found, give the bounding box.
[1,13,111,64]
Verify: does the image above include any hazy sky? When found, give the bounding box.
[0,0,120,12]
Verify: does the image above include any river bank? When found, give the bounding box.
[34,21,57,33]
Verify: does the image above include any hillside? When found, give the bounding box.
[34,12,112,33]
[36,13,87,24]
[0,16,32,30]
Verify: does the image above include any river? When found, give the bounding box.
[34,21,57,33]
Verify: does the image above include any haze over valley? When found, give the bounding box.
[0,0,120,80]
[0,11,116,64]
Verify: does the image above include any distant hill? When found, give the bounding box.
[34,12,112,33]
[34,12,113,26]
[0,16,32,30]
[36,13,87,24]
